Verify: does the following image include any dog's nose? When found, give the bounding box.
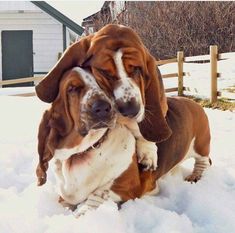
[117,98,140,118]
[91,99,112,119]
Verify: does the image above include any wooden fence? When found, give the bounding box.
[157,45,234,103]
[0,45,234,102]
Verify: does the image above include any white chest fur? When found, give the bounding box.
[52,124,135,205]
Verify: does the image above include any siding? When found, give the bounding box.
[0,1,39,11]
[0,1,64,81]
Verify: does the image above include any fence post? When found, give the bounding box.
[177,51,184,96]
[210,45,218,103]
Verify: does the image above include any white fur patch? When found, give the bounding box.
[185,138,197,159]
[72,67,105,106]
[53,124,135,205]
[72,67,100,89]
[113,50,144,121]
[136,138,158,170]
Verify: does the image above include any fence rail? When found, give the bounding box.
[156,58,177,65]
[0,45,234,102]
[157,45,234,103]
[184,54,211,62]
[0,76,43,86]
[162,73,178,79]
[12,92,36,97]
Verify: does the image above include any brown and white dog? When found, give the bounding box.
[36,67,153,216]
[35,24,172,171]
[36,67,211,217]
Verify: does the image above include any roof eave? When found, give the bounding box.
[31,1,84,35]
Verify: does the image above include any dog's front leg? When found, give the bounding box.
[120,118,158,171]
[136,137,158,171]
[74,184,112,218]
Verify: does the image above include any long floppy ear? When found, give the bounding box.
[36,93,73,186]
[35,35,94,103]
[36,110,53,186]
[49,90,73,137]
[138,54,172,142]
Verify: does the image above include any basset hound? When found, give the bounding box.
[35,24,173,171]
[36,67,152,216]
[36,67,211,217]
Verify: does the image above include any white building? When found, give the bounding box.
[0,1,83,86]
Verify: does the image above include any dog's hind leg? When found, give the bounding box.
[185,154,211,183]
[185,118,212,183]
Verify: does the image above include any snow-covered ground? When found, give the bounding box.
[0,86,35,96]
[0,95,235,233]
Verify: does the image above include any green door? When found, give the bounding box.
[1,30,33,87]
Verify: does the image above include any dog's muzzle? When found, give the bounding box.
[116,97,140,118]
[81,95,116,132]
[91,99,112,121]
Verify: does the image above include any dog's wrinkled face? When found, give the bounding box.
[113,50,145,122]
[89,48,146,123]
[57,67,116,136]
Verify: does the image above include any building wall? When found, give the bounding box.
[0,1,39,11]
[0,1,64,81]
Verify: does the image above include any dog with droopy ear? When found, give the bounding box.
[36,67,117,186]
[35,24,171,144]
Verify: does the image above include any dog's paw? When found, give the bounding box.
[185,173,202,183]
[136,139,158,171]
[73,204,91,218]
[73,189,110,218]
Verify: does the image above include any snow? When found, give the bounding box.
[0,86,35,96]
[0,95,235,233]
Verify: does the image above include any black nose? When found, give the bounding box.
[117,98,140,118]
[91,99,112,119]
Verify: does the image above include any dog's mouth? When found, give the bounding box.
[75,128,110,155]
[78,116,117,137]
[91,119,116,130]
[89,103,117,131]
[69,127,110,159]
[74,112,117,153]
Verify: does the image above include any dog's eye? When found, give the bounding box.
[97,68,115,80]
[67,85,82,94]
[132,66,142,76]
